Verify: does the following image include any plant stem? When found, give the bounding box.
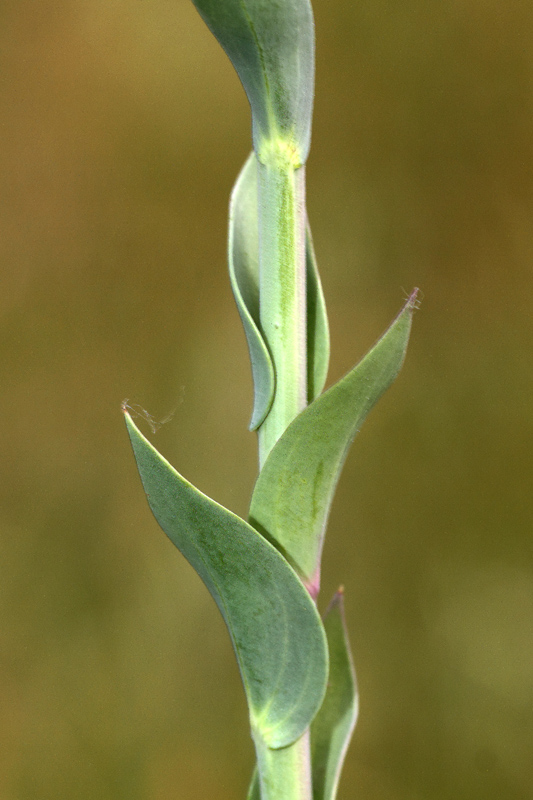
[254,731,312,800]
[255,147,310,791]
[257,150,307,468]
[254,145,311,798]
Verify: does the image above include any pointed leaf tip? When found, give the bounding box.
[249,293,417,588]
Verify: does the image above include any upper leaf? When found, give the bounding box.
[311,590,358,800]
[229,153,276,429]
[124,411,328,748]
[191,0,315,164]
[229,152,329,429]
[249,291,418,594]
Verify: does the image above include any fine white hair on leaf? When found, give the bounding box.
[121,399,176,434]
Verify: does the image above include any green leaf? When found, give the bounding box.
[311,590,358,800]
[246,770,260,800]
[124,411,328,749]
[229,152,329,429]
[249,291,418,593]
[305,224,329,402]
[229,153,275,430]
[191,0,315,164]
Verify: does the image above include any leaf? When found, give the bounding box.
[305,224,329,401]
[249,291,418,593]
[124,411,328,749]
[190,0,315,164]
[229,152,329,429]
[229,153,275,430]
[311,590,358,800]
[246,770,260,800]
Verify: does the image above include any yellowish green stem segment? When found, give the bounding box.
[257,146,307,467]
[254,730,312,800]
[253,140,312,800]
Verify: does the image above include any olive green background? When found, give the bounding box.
[1,1,532,798]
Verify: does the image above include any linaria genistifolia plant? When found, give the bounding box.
[123,1,418,798]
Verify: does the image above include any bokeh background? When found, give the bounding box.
[1,1,532,798]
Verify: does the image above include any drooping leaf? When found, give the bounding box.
[190,0,315,164]
[249,291,418,593]
[229,152,329,429]
[311,590,358,800]
[124,411,328,749]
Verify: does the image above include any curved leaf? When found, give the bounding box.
[191,0,315,164]
[229,152,329,429]
[249,291,418,594]
[229,153,275,430]
[305,225,329,401]
[311,590,358,800]
[124,411,328,748]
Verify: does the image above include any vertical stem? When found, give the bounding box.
[255,148,311,799]
[254,731,312,800]
[257,154,307,468]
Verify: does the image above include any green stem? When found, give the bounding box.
[257,151,307,468]
[254,145,311,799]
[254,731,312,800]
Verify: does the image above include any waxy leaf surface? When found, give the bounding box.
[191,0,315,163]
[311,591,358,800]
[229,152,329,429]
[229,153,275,430]
[249,292,418,591]
[124,411,328,748]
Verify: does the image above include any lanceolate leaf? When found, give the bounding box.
[191,0,315,164]
[249,291,418,594]
[229,152,329,429]
[124,411,328,749]
[311,590,358,800]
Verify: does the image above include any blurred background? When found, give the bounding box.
[1,1,532,798]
